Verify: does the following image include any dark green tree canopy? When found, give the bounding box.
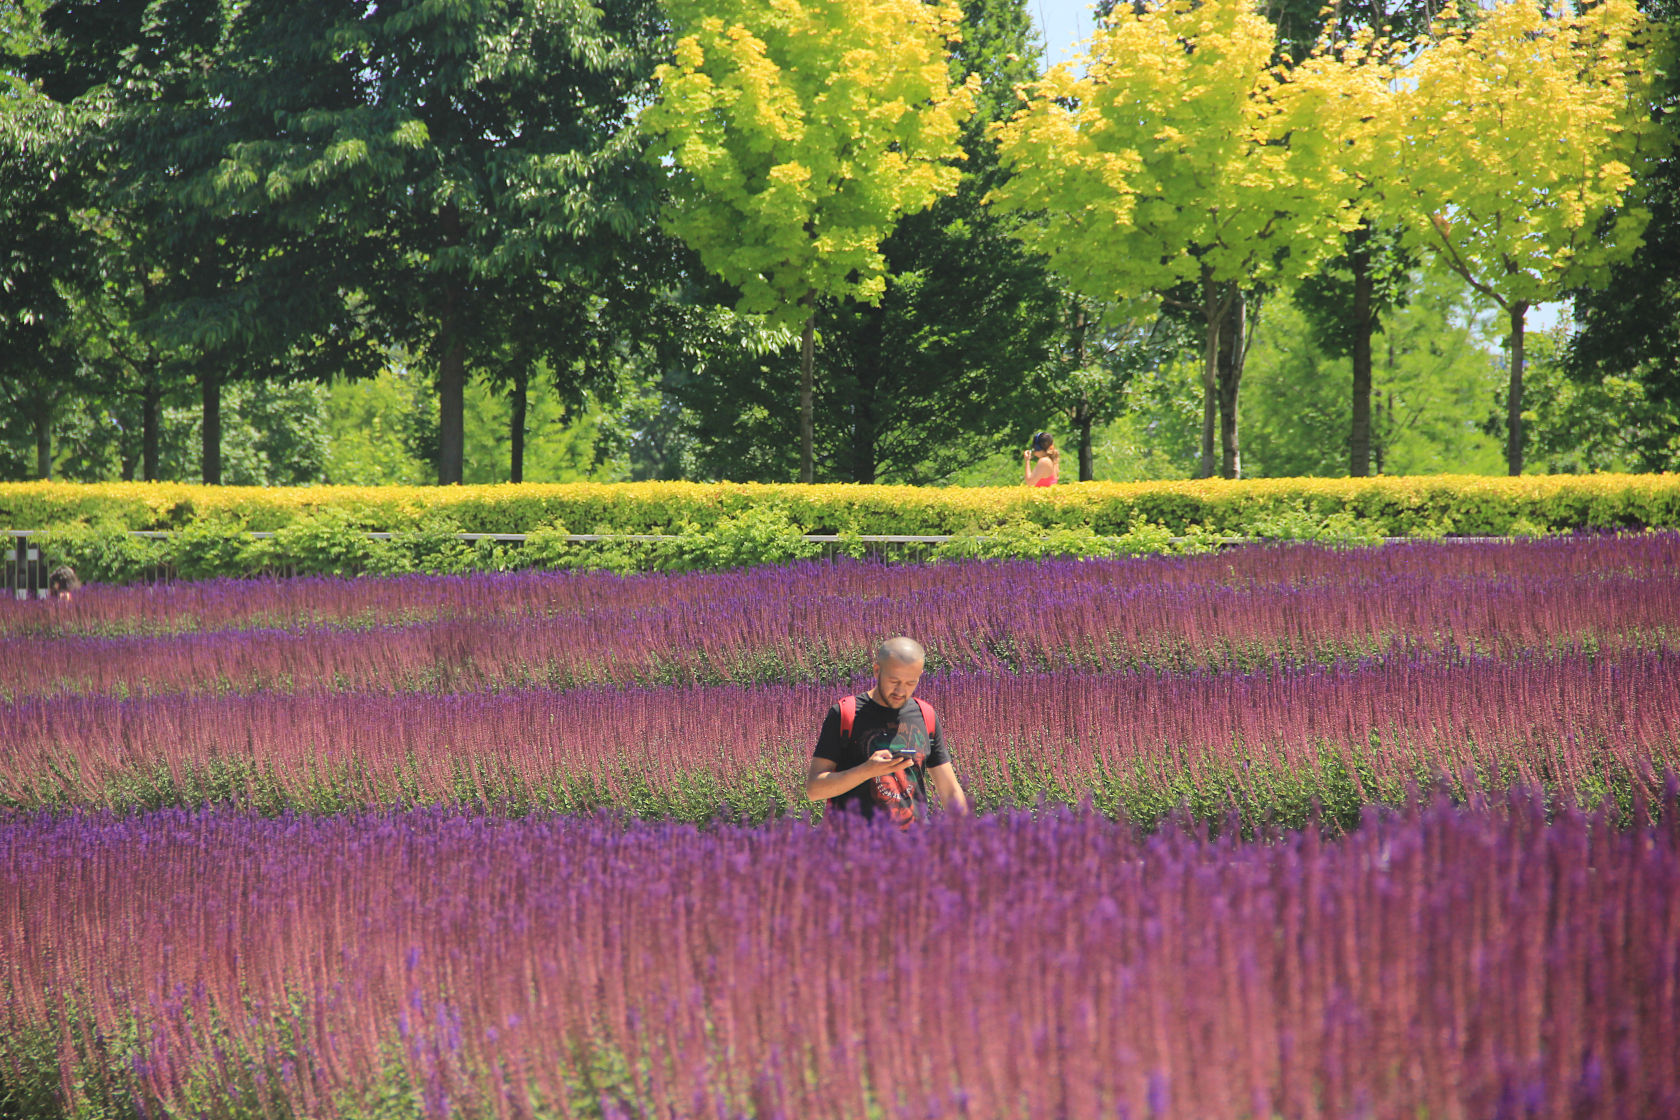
[30,0,667,484]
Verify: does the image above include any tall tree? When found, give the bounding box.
[1390,0,1666,474]
[989,0,1364,478]
[1033,295,1186,481]
[1564,0,1680,470]
[1292,224,1414,475]
[25,0,310,484]
[0,8,90,480]
[1264,0,1437,478]
[806,0,1062,484]
[644,0,977,483]
[78,0,665,486]
[1244,271,1508,477]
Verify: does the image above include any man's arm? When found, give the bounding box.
[805,753,910,801]
[927,763,970,815]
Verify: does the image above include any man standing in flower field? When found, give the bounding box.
[805,637,970,826]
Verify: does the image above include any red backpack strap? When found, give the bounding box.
[841,694,934,742]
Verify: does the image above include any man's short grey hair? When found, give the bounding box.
[874,636,926,666]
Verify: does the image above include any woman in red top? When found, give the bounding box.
[1022,431,1059,487]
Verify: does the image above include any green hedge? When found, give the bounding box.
[4,474,1680,538]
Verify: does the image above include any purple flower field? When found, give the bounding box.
[3,652,1677,821]
[3,535,1679,1117]
[2,799,1677,1120]
[2,540,1676,700]
[6,534,1673,640]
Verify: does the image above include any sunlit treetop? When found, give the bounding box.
[1388,0,1670,308]
[986,0,1370,306]
[644,0,978,325]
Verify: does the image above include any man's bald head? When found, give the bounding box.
[875,636,926,668]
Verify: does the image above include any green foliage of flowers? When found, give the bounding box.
[1246,500,1388,547]
[664,505,819,572]
[31,520,164,584]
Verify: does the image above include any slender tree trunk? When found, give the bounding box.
[1388,391,1395,466]
[1375,335,1396,476]
[851,307,883,484]
[1077,407,1095,481]
[141,374,161,482]
[851,396,877,484]
[201,371,222,485]
[438,330,465,485]
[1216,289,1245,480]
[1072,302,1093,481]
[1506,301,1529,476]
[33,403,51,480]
[1349,227,1374,478]
[1198,268,1222,480]
[799,291,815,484]
[509,368,528,484]
[1371,391,1384,476]
[437,203,466,486]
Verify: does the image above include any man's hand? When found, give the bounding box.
[928,762,970,816]
[804,752,911,801]
[863,749,915,776]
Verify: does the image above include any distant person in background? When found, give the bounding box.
[1023,431,1059,487]
[805,636,969,828]
[47,566,80,602]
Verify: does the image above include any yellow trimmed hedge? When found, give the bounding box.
[3,475,1679,536]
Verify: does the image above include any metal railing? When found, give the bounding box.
[6,534,49,600]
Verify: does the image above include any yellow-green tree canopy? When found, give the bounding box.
[987,0,1374,476]
[1392,0,1665,311]
[1388,0,1668,472]
[644,0,977,327]
[985,0,1366,304]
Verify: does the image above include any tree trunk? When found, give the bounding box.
[1349,227,1374,478]
[33,403,51,480]
[1216,289,1245,480]
[201,371,222,485]
[1371,391,1384,476]
[1387,390,1395,468]
[1197,268,1222,480]
[1506,301,1529,476]
[799,292,815,484]
[141,375,161,482]
[1072,302,1093,482]
[850,396,877,484]
[1077,407,1095,482]
[1374,335,1396,476]
[438,331,465,485]
[437,203,466,486]
[850,307,883,485]
[509,368,528,484]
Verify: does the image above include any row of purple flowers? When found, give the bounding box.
[3,796,1675,1119]
[2,651,1675,821]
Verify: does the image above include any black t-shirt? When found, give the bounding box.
[813,692,950,825]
